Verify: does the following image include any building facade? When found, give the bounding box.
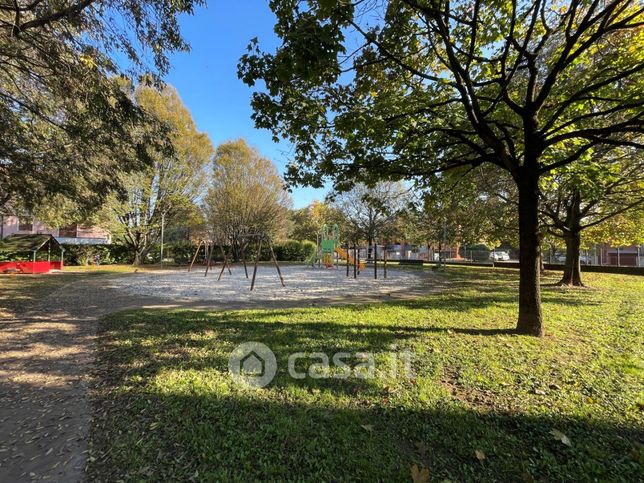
[0,215,111,245]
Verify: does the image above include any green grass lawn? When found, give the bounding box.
[88,267,643,482]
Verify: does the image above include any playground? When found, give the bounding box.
[109,265,427,305]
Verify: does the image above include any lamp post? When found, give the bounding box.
[160,211,165,268]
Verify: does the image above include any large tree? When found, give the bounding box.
[111,85,213,265]
[541,149,644,285]
[406,169,504,264]
[203,139,291,260]
[0,0,202,211]
[239,0,643,336]
[330,181,408,256]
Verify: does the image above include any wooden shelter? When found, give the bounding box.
[0,234,64,274]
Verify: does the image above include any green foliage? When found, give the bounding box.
[89,268,643,481]
[289,200,346,242]
[330,182,408,244]
[0,0,203,211]
[110,84,214,265]
[165,241,200,265]
[240,0,644,333]
[272,239,316,261]
[240,1,642,192]
[541,149,644,247]
[62,244,133,266]
[243,239,316,262]
[203,139,291,244]
[405,167,511,250]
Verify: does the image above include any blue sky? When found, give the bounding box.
[163,1,328,208]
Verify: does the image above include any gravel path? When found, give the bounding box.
[108,265,429,305]
[0,265,438,481]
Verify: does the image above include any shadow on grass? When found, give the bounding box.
[89,386,643,482]
[89,288,642,481]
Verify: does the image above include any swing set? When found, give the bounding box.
[188,233,285,291]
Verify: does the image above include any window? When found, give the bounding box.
[18,218,33,232]
[58,224,77,238]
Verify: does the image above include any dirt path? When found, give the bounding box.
[0,268,441,481]
[0,275,169,482]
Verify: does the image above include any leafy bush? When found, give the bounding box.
[300,240,316,260]
[243,239,316,262]
[167,241,199,264]
[62,243,133,265]
[272,239,316,261]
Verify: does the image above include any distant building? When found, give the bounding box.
[596,244,643,267]
[0,214,111,245]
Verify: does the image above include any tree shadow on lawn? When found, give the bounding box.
[91,303,642,481]
[99,312,424,396]
[98,281,603,387]
[88,386,643,482]
[434,267,602,305]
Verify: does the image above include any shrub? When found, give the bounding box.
[166,241,199,264]
[61,243,133,265]
[242,239,316,262]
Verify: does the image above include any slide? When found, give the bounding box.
[335,246,366,270]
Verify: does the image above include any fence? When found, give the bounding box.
[368,245,643,268]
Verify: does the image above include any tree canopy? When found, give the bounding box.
[111,84,213,265]
[541,148,644,284]
[288,200,346,243]
[0,0,203,211]
[239,0,644,336]
[330,181,408,251]
[203,139,291,256]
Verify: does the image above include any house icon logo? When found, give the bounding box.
[228,342,277,388]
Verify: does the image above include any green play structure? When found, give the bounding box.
[307,224,365,270]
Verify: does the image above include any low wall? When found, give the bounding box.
[391,259,643,275]
[397,260,425,266]
[494,261,644,276]
[0,261,60,274]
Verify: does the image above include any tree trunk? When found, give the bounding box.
[560,231,583,286]
[133,251,143,266]
[559,189,584,286]
[515,171,544,336]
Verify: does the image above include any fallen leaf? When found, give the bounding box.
[361,424,374,432]
[410,463,430,483]
[522,472,536,483]
[551,429,572,447]
[474,449,486,461]
[533,389,546,395]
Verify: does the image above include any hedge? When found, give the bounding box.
[61,243,132,265]
[61,239,317,266]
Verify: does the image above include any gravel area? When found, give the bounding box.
[107,265,428,304]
